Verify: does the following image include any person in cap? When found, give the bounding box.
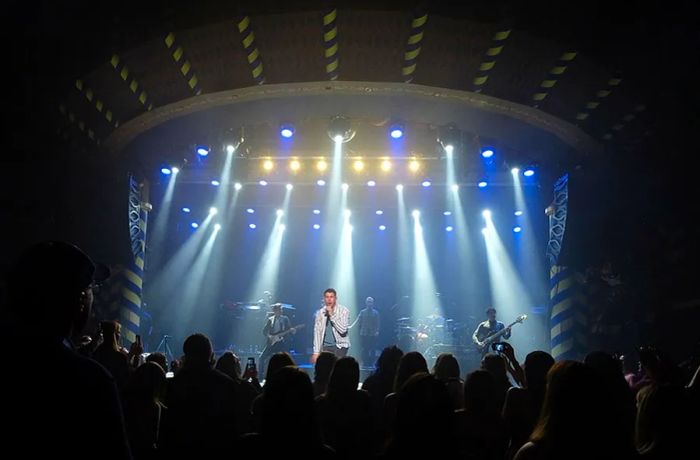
[0,241,132,459]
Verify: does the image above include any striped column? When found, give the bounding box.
[532,51,577,107]
[472,28,511,92]
[602,104,646,140]
[109,54,154,111]
[401,11,428,83]
[549,266,587,360]
[322,9,339,80]
[164,32,202,95]
[120,176,150,345]
[58,104,99,145]
[237,16,266,85]
[75,79,119,128]
[575,75,622,121]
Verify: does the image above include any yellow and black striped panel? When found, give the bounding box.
[237,16,266,85]
[163,32,202,95]
[471,28,512,93]
[109,54,154,111]
[74,79,120,129]
[322,8,339,81]
[120,206,148,345]
[602,103,646,140]
[575,75,622,121]
[58,103,100,145]
[531,51,577,107]
[401,11,428,83]
[549,265,587,360]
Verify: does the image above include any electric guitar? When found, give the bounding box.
[267,324,305,346]
[473,314,527,353]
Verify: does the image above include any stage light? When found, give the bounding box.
[259,180,268,186]
[376,210,383,215]
[478,181,488,188]
[280,124,295,139]
[246,208,255,214]
[276,209,284,217]
[379,225,386,231]
[280,224,286,231]
[196,145,210,157]
[171,167,180,174]
[446,226,454,232]
[438,123,460,151]
[482,209,492,219]
[367,180,376,187]
[317,160,328,172]
[412,210,420,218]
[234,182,242,190]
[289,160,301,172]
[443,211,452,216]
[344,209,352,218]
[445,145,454,156]
[327,115,355,143]
[313,224,320,230]
[396,184,403,191]
[513,226,522,233]
[317,179,326,186]
[263,160,274,171]
[353,160,365,172]
[286,183,293,190]
[408,160,420,172]
[249,223,257,229]
[381,160,392,172]
[341,183,349,191]
[209,207,218,215]
[226,144,236,154]
[511,167,520,175]
[451,184,459,192]
[313,209,321,214]
[211,180,220,186]
[191,222,199,229]
[161,167,172,175]
[182,207,191,213]
[481,148,494,158]
[524,167,535,177]
[514,210,523,216]
[214,223,222,231]
[481,227,487,235]
[389,123,404,139]
[422,180,431,187]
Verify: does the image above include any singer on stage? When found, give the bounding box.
[311,288,350,363]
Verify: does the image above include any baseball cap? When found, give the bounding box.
[8,241,109,295]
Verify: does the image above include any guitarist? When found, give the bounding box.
[260,303,296,376]
[472,307,511,355]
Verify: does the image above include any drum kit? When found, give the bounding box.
[395,315,470,353]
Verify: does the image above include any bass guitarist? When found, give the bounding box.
[260,303,297,377]
[472,307,511,355]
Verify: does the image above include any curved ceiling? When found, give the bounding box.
[14,1,695,172]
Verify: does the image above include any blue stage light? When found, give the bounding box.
[280,124,295,139]
[478,181,488,188]
[481,149,494,158]
[161,167,172,175]
[182,207,191,213]
[513,226,522,233]
[190,222,199,229]
[196,145,210,157]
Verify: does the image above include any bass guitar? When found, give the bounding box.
[474,314,527,353]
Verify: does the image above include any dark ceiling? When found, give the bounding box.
[7,0,699,162]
